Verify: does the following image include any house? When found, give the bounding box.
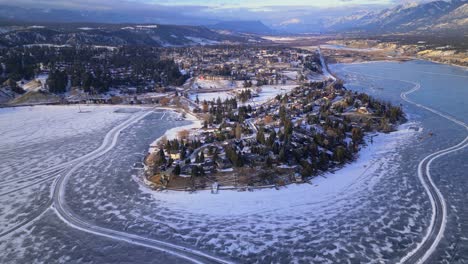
[357,107,372,115]
[294,173,303,183]
[202,160,215,173]
[169,152,180,160]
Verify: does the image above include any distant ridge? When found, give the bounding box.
[209,20,274,35]
[0,22,264,47]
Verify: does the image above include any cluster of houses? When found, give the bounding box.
[161,46,322,86]
[144,54,404,191]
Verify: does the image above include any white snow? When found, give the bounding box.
[0,105,147,148]
[136,25,159,29]
[192,78,242,90]
[185,36,219,45]
[189,85,297,106]
[23,44,71,48]
[283,70,299,80]
[148,109,202,153]
[321,44,381,52]
[248,85,297,105]
[92,45,118,51]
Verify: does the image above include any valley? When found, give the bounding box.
[0,0,467,263]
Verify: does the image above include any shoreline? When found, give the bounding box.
[327,55,468,71]
[139,121,418,215]
[146,107,202,154]
[418,57,468,71]
[320,41,467,69]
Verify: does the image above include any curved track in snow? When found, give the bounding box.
[1,108,230,263]
[342,66,468,264]
[49,109,231,264]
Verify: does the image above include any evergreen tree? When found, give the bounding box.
[47,69,68,94]
[158,148,166,165]
[235,123,242,139]
[256,127,266,144]
[279,147,286,162]
[173,164,181,176]
[334,146,346,163]
[267,130,276,147]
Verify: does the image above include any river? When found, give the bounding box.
[331,60,468,263]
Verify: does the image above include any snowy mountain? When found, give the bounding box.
[325,0,468,34]
[208,20,274,35]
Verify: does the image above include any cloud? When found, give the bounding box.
[0,0,430,27]
[0,0,417,10]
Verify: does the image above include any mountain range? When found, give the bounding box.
[324,0,467,34]
[208,21,274,35]
[0,0,465,45]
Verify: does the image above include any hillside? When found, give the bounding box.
[0,23,259,47]
[8,90,61,105]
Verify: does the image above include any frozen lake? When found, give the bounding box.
[0,60,467,263]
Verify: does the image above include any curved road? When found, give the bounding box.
[342,66,468,264]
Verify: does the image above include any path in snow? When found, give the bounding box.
[341,66,468,264]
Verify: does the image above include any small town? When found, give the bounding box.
[1,0,466,263]
[143,46,405,192]
[0,43,405,193]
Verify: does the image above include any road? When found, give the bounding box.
[342,67,468,264]
[317,47,337,81]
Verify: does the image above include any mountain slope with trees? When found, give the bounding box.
[0,23,259,47]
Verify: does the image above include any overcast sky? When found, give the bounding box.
[152,0,397,8]
[0,0,425,10]
[0,0,431,27]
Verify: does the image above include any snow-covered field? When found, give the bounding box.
[282,70,299,80]
[192,78,243,90]
[250,85,297,105]
[189,84,297,105]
